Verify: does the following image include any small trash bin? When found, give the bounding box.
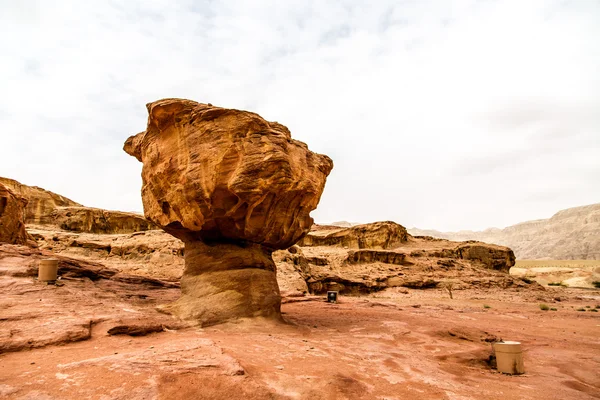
[327,291,338,303]
[493,341,524,375]
[38,259,59,282]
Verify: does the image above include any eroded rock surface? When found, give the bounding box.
[277,223,520,295]
[299,221,408,249]
[0,177,81,224]
[124,98,333,325]
[0,177,154,235]
[46,206,156,234]
[0,243,181,354]
[0,183,36,246]
[409,203,600,259]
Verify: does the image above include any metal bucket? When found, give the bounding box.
[38,259,59,282]
[493,341,525,375]
[327,291,338,303]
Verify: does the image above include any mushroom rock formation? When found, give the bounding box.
[0,183,36,247]
[124,98,333,326]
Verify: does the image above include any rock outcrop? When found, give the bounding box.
[0,177,81,224]
[0,183,35,246]
[299,221,408,249]
[0,243,181,354]
[271,222,520,295]
[409,203,600,260]
[454,242,516,272]
[45,206,156,234]
[1,177,157,234]
[124,98,333,326]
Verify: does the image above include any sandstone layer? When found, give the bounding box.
[0,177,154,235]
[44,206,156,234]
[278,222,520,295]
[409,203,600,260]
[124,99,333,325]
[0,183,35,246]
[298,221,408,249]
[0,177,81,224]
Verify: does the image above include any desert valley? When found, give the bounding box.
[0,99,598,400]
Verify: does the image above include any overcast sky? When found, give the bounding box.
[1,0,598,231]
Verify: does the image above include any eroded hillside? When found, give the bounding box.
[409,203,600,260]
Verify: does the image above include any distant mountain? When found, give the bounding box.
[408,203,600,260]
[326,221,362,228]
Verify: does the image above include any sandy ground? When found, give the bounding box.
[511,264,600,288]
[1,286,599,400]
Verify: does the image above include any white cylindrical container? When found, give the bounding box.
[38,259,59,282]
[493,341,525,375]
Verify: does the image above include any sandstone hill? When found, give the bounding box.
[0,177,82,224]
[409,203,600,260]
[0,176,155,234]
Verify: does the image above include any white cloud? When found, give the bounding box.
[0,0,598,231]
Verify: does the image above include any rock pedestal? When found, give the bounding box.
[124,98,332,326]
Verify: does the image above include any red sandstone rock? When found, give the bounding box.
[124,99,333,326]
[298,221,408,249]
[0,183,36,246]
[0,176,81,224]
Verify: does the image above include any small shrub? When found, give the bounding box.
[585,305,591,308]
[443,281,454,300]
[592,281,600,288]
[539,304,550,311]
[576,308,586,312]
[483,304,491,309]
[520,277,534,284]
[590,309,598,313]
[550,308,557,311]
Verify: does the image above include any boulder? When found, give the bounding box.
[124,98,333,326]
[0,183,36,246]
[455,242,515,273]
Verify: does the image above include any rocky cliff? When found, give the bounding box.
[44,206,156,234]
[409,203,600,260]
[0,177,82,224]
[0,177,156,235]
[298,221,408,249]
[280,222,519,295]
[0,183,36,246]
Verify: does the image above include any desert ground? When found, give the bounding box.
[1,241,599,399]
[511,260,600,289]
